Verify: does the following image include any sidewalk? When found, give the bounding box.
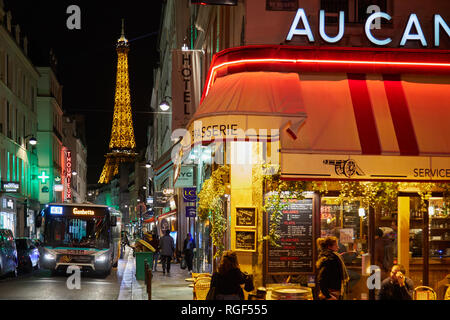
[118,247,193,300]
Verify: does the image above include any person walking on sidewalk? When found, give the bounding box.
[149,231,160,272]
[183,233,196,274]
[159,230,174,275]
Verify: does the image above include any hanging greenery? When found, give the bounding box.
[197,165,230,258]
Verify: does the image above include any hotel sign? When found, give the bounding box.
[287,8,450,47]
[281,153,450,181]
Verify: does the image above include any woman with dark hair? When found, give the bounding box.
[316,236,350,300]
[208,250,253,300]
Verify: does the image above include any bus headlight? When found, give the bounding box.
[95,253,108,263]
[44,253,56,260]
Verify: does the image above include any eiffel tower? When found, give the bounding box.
[98,20,137,184]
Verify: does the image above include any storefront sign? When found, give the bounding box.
[287,8,450,47]
[38,171,49,183]
[2,182,20,193]
[281,153,450,182]
[183,188,197,202]
[172,50,202,131]
[174,166,194,188]
[154,191,170,208]
[186,206,196,218]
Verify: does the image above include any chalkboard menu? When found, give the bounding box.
[267,198,314,274]
[236,207,256,227]
[235,230,256,252]
[343,201,360,240]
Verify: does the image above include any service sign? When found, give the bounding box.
[281,153,450,182]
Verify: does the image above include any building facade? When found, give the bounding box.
[0,2,40,238]
[35,66,65,205]
[62,115,87,203]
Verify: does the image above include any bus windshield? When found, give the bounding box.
[44,215,109,249]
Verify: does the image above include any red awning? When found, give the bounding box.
[191,46,450,157]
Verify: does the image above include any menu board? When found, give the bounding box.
[235,230,256,252]
[343,202,360,240]
[267,198,313,274]
[236,207,256,227]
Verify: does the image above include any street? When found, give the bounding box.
[0,253,126,300]
[0,247,193,300]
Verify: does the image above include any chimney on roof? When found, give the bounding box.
[15,24,20,44]
[0,0,5,25]
[6,11,11,32]
[23,36,28,55]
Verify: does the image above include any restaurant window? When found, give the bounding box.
[266,0,298,11]
[321,0,349,23]
[356,0,388,23]
[321,197,368,294]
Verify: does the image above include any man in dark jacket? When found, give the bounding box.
[183,233,196,274]
[376,264,414,300]
[159,230,174,275]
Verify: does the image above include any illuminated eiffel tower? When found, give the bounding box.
[98,20,137,184]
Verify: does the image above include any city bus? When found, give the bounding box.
[38,203,121,277]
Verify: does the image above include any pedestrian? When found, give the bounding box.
[207,250,254,300]
[315,236,350,300]
[149,231,160,272]
[376,264,414,300]
[183,233,196,274]
[159,229,174,275]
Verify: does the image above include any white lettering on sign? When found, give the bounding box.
[286,8,450,47]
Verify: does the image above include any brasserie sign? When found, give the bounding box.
[287,8,449,47]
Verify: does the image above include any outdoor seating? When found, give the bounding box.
[413,286,437,300]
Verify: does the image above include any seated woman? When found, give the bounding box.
[208,251,253,300]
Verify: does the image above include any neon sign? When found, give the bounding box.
[72,208,95,216]
[286,9,450,47]
[38,171,49,183]
[66,151,72,200]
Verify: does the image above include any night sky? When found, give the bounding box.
[5,0,163,184]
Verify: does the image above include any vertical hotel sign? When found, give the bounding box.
[172,49,202,131]
[66,150,72,200]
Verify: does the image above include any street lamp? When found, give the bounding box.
[71,171,78,176]
[24,135,37,146]
[159,96,172,112]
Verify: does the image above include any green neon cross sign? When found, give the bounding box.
[38,171,49,183]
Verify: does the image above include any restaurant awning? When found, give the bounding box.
[188,46,450,182]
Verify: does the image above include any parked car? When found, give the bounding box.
[15,238,40,273]
[0,229,18,278]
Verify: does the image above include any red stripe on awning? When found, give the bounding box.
[348,74,381,155]
[383,74,419,156]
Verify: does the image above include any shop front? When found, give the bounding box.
[176,45,450,298]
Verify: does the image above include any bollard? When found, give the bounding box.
[147,268,152,300]
[144,259,148,285]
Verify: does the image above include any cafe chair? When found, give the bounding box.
[194,279,211,300]
[413,286,437,300]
